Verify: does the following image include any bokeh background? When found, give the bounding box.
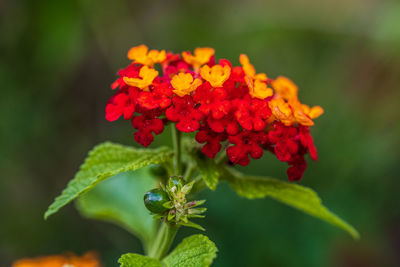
[1,0,400,266]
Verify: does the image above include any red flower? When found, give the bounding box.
[131,114,164,147]
[137,82,173,110]
[195,125,227,158]
[166,96,203,132]
[111,64,141,90]
[207,112,239,135]
[162,53,192,77]
[266,122,317,180]
[193,83,231,119]
[287,156,307,181]
[267,123,299,161]
[299,126,318,160]
[234,96,271,131]
[226,130,268,166]
[105,87,140,121]
[230,66,245,83]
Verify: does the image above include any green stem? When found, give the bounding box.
[148,222,179,260]
[215,152,228,165]
[147,126,183,260]
[172,125,182,175]
[183,163,195,182]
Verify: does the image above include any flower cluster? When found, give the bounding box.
[106,45,323,181]
[12,252,100,267]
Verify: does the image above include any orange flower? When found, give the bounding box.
[12,252,100,267]
[290,99,324,126]
[269,98,295,126]
[240,54,271,99]
[127,44,166,66]
[123,66,158,90]
[271,76,298,101]
[182,47,215,72]
[171,72,202,97]
[270,76,324,126]
[200,64,231,87]
[246,77,273,100]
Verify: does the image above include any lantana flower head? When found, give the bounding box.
[106,45,324,181]
[12,252,100,267]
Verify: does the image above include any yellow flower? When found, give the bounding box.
[12,252,100,267]
[290,100,324,126]
[171,72,202,97]
[239,54,267,81]
[240,54,271,99]
[127,44,166,66]
[301,104,324,119]
[269,98,295,126]
[269,84,324,127]
[200,64,231,87]
[246,76,273,100]
[182,47,215,71]
[271,76,298,101]
[123,66,158,90]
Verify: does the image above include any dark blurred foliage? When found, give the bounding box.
[1,0,399,266]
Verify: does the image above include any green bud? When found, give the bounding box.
[144,188,170,214]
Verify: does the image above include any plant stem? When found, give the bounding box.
[171,125,182,175]
[148,222,179,260]
[215,151,228,165]
[183,163,195,182]
[147,125,182,260]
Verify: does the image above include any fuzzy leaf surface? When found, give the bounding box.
[163,234,218,267]
[45,142,173,219]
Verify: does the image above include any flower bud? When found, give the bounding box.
[144,188,170,214]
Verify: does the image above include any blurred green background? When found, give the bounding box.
[1,0,400,266]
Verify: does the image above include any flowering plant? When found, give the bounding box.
[45,45,358,266]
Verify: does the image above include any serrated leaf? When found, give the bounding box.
[75,169,157,252]
[45,142,173,219]
[185,142,220,190]
[222,168,360,239]
[118,253,162,267]
[163,234,218,267]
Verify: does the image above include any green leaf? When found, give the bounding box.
[185,141,220,190]
[163,234,218,267]
[119,235,218,267]
[222,168,360,239]
[75,169,157,252]
[179,220,205,231]
[119,253,162,267]
[45,142,173,219]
